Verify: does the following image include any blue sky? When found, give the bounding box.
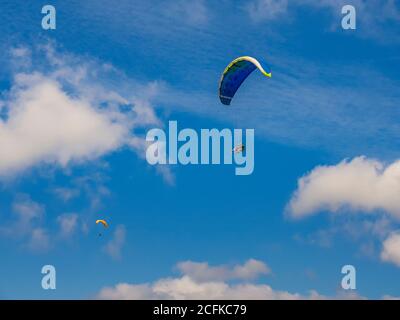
[1,0,400,299]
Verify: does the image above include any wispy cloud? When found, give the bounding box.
[246,0,288,22]
[162,0,209,26]
[246,0,400,41]
[381,232,400,267]
[52,187,80,202]
[0,194,50,252]
[27,228,50,252]
[104,225,126,260]
[57,213,79,238]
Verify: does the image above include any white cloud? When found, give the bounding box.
[176,259,270,282]
[0,44,172,182]
[381,232,400,267]
[96,259,366,300]
[382,294,400,300]
[0,73,129,176]
[156,276,302,300]
[287,156,400,219]
[97,276,330,300]
[104,225,126,260]
[97,259,306,300]
[287,156,400,266]
[98,283,156,300]
[247,0,288,22]
[57,213,79,238]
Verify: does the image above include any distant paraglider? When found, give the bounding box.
[233,144,245,154]
[218,56,271,105]
[96,219,108,228]
[96,219,108,236]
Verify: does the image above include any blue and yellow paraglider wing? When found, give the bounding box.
[218,56,271,105]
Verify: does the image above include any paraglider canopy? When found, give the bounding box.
[218,56,271,105]
[96,219,108,228]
